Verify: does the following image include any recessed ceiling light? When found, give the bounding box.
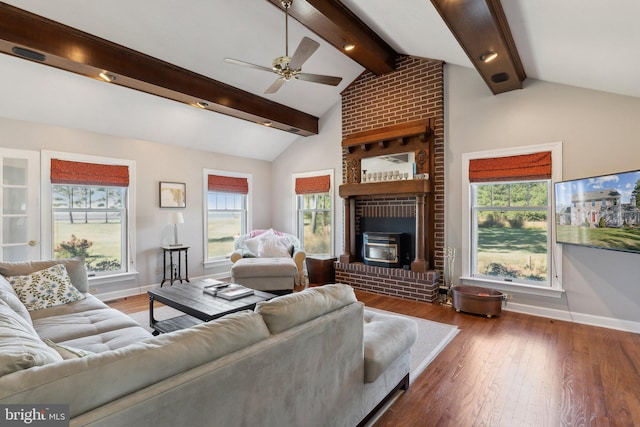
[343,43,356,52]
[195,101,209,109]
[479,51,498,63]
[262,121,273,127]
[99,71,116,82]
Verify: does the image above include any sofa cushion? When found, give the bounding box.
[363,309,418,383]
[231,257,298,279]
[255,283,358,334]
[0,290,32,325]
[31,294,152,352]
[7,264,85,311]
[0,298,63,376]
[0,257,89,293]
[0,274,16,296]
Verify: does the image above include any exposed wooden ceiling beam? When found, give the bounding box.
[266,0,398,76]
[0,2,318,136]
[431,0,526,94]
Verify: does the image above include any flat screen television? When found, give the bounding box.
[554,169,640,253]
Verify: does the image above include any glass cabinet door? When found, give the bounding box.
[0,149,40,261]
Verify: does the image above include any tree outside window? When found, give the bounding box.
[52,184,126,274]
[472,180,551,285]
[298,192,332,256]
[294,172,333,257]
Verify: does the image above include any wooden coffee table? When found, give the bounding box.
[147,278,276,335]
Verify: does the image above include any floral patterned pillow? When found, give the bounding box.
[8,264,85,311]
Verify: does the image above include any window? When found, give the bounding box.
[294,171,333,256]
[462,143,563,296]
[52,185,127,274]
[205,172,250,260]
[45,155,135,278]
[471,180,550,285]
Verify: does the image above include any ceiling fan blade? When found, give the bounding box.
[265,78,286,94]
[288,37,320,70]
[296,72,342,86]
[224,58,273,73]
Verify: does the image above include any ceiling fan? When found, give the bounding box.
[224,0,343,94]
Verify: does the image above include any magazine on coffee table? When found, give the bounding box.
[202,279,230,296]
[216,284,254,300]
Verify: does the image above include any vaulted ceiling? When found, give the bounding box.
[0,0,638,161]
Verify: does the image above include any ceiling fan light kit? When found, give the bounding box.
[224,0,342,94]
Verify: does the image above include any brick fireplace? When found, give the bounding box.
[335,194,439,302]
[336,56,444,303]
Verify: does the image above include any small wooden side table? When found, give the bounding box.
[305,256,337,286]
[161,245,190,286]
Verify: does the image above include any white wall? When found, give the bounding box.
[0,116,272,296]
[271,101,343,256]
[3,60,639,329]
[445,64,640,328]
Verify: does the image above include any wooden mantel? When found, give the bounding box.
[339,179,430,198]
[339,119,436,273]
[341,119,432,152]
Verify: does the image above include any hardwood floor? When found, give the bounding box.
[107,288,640,426]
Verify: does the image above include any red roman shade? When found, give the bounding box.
[208,175,249,194]
[295,175,331,195]
[469,151,552,183]
[51,159,129,187]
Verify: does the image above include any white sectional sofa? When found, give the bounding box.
[0,259,417,427]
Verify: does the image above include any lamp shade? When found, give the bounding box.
[169,212,184,225]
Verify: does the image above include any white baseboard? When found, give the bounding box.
[95,274,229,302]
[95,284,156,302]
[504,302,640,334]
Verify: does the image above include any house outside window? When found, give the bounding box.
[205,171,250,261]
[461,143,563,297]
[293,171,334,256]
[46,155,135,278]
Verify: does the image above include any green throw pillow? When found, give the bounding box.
[8,264,86,311]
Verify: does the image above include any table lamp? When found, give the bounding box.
[169,212,184,246]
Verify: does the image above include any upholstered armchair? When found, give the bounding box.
[230,229,306,289]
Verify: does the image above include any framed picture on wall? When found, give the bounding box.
[159,181,186,208]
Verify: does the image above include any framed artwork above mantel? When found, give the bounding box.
[159,181,186,208]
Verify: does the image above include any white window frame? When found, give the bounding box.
[292,169,335,257]
[461,142,564,298]
[202,169,252,266]
[41,150,137,286]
